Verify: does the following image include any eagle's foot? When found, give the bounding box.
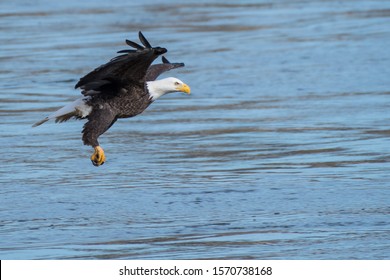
[91,146,106,166]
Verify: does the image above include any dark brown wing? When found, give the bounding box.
[75,32,167,95]
[146,56,185,81]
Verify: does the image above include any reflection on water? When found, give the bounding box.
[1,0,390,259]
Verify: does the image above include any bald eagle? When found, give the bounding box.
[33,32,190,166]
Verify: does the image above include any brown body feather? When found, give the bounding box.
[81,85,152,147]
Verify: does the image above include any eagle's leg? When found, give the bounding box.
[82,106,117,167]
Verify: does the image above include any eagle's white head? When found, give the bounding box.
[147,77,191,101]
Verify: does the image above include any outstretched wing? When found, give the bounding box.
[75,32,167,96]
[146,56,185,81]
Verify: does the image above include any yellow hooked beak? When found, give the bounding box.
[177,83,191,95]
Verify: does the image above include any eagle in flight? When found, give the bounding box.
[33,32,190,166]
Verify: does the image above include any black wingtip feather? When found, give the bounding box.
[117,49,137,54]
[154,47,167,55]
[125,39,144,50]
[162,56,185,67]
[138,31,152,48]
[162,56,169,64]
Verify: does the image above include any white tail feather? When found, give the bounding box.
[33,97,92,127]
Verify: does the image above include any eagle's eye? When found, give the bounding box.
[174,81,180,86]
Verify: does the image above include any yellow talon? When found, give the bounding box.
[91,146,106,166]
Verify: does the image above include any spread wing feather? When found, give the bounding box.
[138,31,152,49]
[75,32,167,96]
[125,39,144,50]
